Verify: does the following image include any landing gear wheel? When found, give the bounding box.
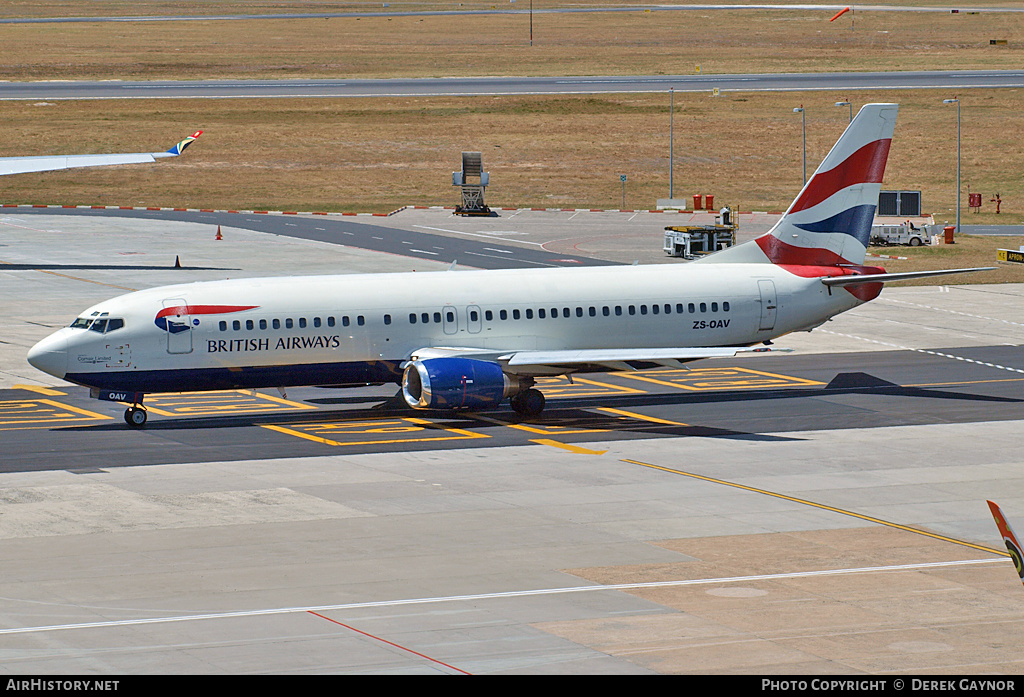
[510,388,545,417]
[124,406,148,428]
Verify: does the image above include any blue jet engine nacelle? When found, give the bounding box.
[402,357,520,410]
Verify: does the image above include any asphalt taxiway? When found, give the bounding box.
[1,210,1023,674]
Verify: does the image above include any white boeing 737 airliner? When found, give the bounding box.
[26,104,989,427]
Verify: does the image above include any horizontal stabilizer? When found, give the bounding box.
[821,267,995,287]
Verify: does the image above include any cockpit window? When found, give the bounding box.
[72,316,124,333]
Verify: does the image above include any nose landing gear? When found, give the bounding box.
[124,405,148,428]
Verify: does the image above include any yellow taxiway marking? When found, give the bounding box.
[142,390,316,417]
[12,384,67,397]
[621,458,1008,557]
[595,407,688,426]
[260,417,489,447]
[469,412,609,436]
[37,269,137,291]
[506,422,610,436]
[619,366,823,391]
[530,439,607,455]
[533,375,647,399]
[0,399,112,430]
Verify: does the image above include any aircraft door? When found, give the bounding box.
[757,280,777,331]
[467,305,482,334]
[442,306,459,335]
[161,298,194,354]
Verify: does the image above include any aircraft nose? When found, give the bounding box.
[27,332,68,379]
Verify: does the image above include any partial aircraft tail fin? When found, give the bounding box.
[699,103,898,267]
[987,500,1024,587]
[157,130,203,158]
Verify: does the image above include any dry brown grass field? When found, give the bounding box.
[2,2,1023,80]
[0,3,1022,279]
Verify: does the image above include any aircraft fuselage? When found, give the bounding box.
[28,262,863,395]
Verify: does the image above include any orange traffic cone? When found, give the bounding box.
[215,225,223,241]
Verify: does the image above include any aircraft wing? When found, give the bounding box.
[987,500,1024,587]
[410,345,791,374]
[0,131,202,176]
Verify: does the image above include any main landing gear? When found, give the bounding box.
[124,405,148,428]
[510,388,545,417]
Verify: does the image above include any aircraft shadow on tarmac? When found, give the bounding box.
[57,372,1021,443]
[64,401,801,443]
[0,264,235,271]
[554,372,1024,410]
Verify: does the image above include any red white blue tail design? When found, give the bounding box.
[700,103,897,268]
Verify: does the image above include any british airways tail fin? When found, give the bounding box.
[699,103,898,267]
[988,500,1024,587]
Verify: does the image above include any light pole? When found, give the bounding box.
[943,97,961,235]
[669,88,674,200]
[793,106,806,185]
[835,100,852,124]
